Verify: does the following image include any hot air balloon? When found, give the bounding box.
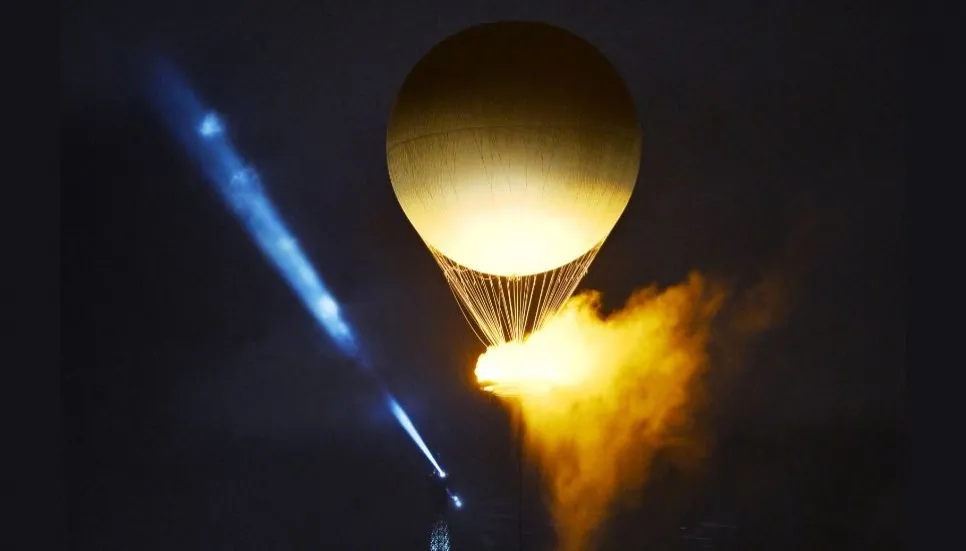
[387,21,641,346]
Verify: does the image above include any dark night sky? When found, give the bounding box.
[61,1,904,549]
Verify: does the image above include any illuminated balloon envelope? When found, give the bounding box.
[387,22,642,345]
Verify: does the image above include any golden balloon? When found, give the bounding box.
[388,22,642,344]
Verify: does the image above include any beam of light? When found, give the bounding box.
[388,396,446,478]
[149,62,358,356]
[148,59,452,486]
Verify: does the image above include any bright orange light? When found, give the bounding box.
[474,273,725,551]
[475,303,598,395]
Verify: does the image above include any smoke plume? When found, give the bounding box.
[476,273,725,550]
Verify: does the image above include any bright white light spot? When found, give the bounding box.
[198,113,223,137]
[318,295,339,319]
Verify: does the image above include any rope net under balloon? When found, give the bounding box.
[429,245,601,346]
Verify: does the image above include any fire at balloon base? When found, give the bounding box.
[473,274,725,551]
[476,333,595,400]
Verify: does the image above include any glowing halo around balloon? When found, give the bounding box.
[387,21,642,345]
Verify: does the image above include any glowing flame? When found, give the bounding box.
[475,329,595,396]
[475,273,724,551]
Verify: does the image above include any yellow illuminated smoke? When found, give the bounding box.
[476,273,724,551]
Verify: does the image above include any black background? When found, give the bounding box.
[62,1,903,549]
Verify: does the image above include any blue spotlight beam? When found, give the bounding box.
[149,60,450,482]
[151,62,357,357]
[387,396,446,478]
